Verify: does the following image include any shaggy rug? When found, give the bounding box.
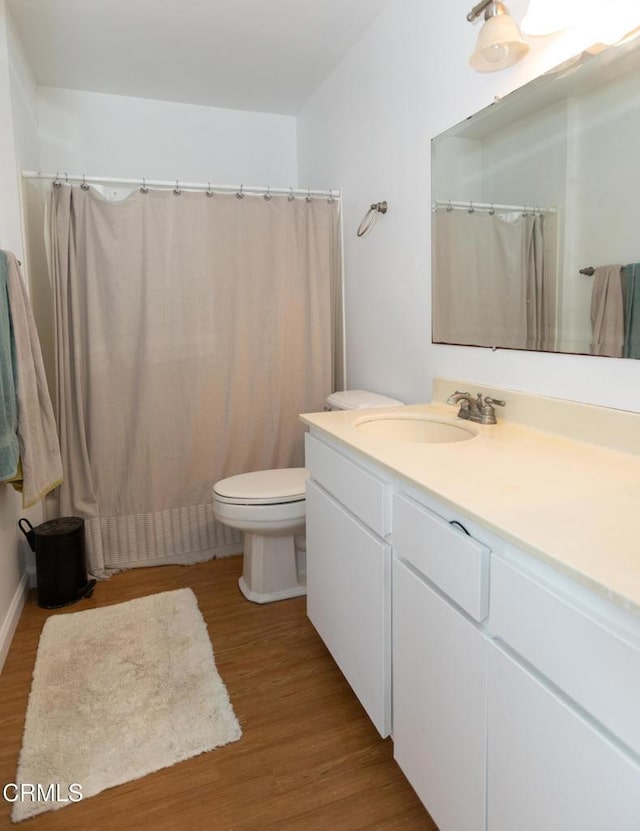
[12,588,241,822]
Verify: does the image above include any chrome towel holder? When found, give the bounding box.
[357,201,388,238]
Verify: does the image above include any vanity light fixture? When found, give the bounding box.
[467,1,529,72]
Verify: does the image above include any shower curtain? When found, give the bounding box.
[432,209,556,351]
[45,185,343,576]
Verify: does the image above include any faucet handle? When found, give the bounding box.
[446,390,471,404]
[479,395,505,424]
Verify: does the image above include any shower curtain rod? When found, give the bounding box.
[433,199,555,214]
[21,171,340,201]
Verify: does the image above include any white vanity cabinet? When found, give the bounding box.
[392,491,490,831]
[304,432,392,737]
[303,422,640,831]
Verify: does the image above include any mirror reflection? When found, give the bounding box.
[431,37,640,359]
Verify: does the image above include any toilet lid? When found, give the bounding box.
[213,468,308,505]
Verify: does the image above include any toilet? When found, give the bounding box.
[212,390,403,603]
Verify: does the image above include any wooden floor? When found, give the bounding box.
[0,556,436,830]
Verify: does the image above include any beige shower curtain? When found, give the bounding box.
[432,210,556,351]
[46,185,343,576]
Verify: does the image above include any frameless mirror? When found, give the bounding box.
[431,36,640,359]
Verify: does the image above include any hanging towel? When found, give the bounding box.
[590,264,624,357]
[3,251,63,507]
[0,252,19,480]
[622,263,640,359]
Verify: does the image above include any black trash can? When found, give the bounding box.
[19,517,96,609]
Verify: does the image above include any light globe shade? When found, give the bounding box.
[521,0,579,36]
[469,13,530,72]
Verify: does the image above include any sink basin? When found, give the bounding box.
[355,414,476,444]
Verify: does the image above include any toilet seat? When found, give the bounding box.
[213,468,307,506]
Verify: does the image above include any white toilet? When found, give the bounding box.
[212,390,403,603]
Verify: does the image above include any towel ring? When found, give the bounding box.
[357,201,388,238]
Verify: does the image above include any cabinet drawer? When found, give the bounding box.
[305,433,389,536]
[491,556,640,756]
[393,494,489,621]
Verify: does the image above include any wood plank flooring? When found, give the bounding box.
[0,555,437,830]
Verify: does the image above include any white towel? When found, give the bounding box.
[5,251,63,507]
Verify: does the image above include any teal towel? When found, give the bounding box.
[0,250,19,479]
[622,263,640,359]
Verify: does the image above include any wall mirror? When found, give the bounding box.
[431,36,640,359]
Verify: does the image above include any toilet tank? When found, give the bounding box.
[325,390,404,411]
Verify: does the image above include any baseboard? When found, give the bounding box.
[0,570,29,675]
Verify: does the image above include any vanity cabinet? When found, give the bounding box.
[392,492,489,831]
[303,426,640,830]
[304,433,392,737]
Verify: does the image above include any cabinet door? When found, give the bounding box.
[392,557,487,831]
[306,479,391,736]
[488,644,640,831]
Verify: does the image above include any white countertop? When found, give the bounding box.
[300,400,640,615]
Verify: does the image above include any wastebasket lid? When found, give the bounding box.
[33,517,84,536]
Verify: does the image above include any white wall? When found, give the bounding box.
[37,87,298,186]
[0,3,41,672]
[298,0,640,412]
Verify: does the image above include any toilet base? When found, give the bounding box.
[239,532,307,604]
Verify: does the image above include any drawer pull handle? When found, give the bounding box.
[449,520,470,536]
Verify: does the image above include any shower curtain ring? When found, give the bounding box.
[489,203,495,215]
[264,186,272,201]
[64,172,69,185]
[306,189,312,203]
[140,177,148,194]
[236,184,244,199]
[173,180,181,195]
[468,201,474,214]
[288,187,295,202]
[53,172,61,188]
[328,190,335,203]
[206,182,213,198]
[446,200,453,212]
[81,174,90,191]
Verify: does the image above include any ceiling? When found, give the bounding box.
[7,0,390,115]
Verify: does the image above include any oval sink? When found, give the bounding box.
[355,415,476,444]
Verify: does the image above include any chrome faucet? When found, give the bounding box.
[446,390,505,425]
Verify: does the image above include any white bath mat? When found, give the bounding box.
[12,588,241,822]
